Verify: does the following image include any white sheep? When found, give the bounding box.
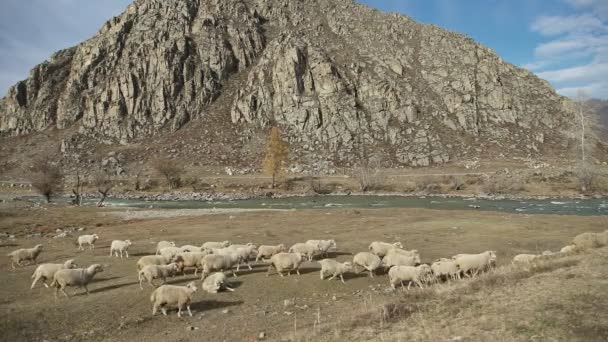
[306,240,337,258]
[181,245,203,252]
[202,272,235,293]
[175,251,210,275]
[137,255,173,271]
[7,244,43,269]
[199,254,240,280]
[512,254,537,265]
[560,245,577,254]
[256,244,287,261]
[31,259,77,289]
[430,259,460,281]
[352,252,383,278]
[452,251,497,277]
[288,243,318,261]
[156,241,176,255]
[77,234,99,251]
[227,245,258,271]
[150,282,198,317]
[159,246,187,260]
[318,259,352,283]
[388,264,433,290]
[51,264,104,298]
[266,252,305,277]
[202,241,231,250]
[138,263,180,289]
[368,241,404,257]
[110,240,133,258]
[382,252,420,270]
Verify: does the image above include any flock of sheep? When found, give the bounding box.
[6,229,608,317]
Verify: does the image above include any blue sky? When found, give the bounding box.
[0,0,607,99]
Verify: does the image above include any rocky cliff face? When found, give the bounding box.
[0,0,576,167]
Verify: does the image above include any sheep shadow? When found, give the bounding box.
[190,299,244,313]
[326,252,353,258]
[87,281,139,295]
[165,276,200,285]
[91,276,122,284]
[342,272,372,281]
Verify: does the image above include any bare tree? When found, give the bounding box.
[263,127,289,189]
[29,156,64,203]
[72,172,83,206]
[573,90,599,192]
[353,139,386,192]
[152,159,183,189]
[94,171,114,207]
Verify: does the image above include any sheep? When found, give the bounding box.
[181,245,203,252]
[138,263,180,289]
[306,240,337,258]
[156,241,176,255]
[352,252,383,278]
[382,252,420,270]
[150,282,198,317]
[199,254,240,280]
[288,243,318,261]
[227,245,258,271]
[256,244,287,261]
[453,251,497,278]
[50,264,104,298]
[31,259,77,289]
[572,232,602,249]
[430,259,460,282]
[560,245,578,254]
[266,253,305,277]
[318,259,352,283]
[368,241,404,257]
[541,250,554,256]
[110,240,133,258]
[77,234,99,251]
[387,248,420,258]
[202,241,231,250]
[175,251,210,275]
[159,246,187,260]
[137,255,173,271]
[512,254,538,265]
[202,272,235,293]
[7,244,43,269]
[388,264,433,290]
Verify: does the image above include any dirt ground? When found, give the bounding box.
[0,205,606,342]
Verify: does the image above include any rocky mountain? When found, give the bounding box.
[0,0,577,170]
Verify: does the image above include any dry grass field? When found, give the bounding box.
[0,204,606,341]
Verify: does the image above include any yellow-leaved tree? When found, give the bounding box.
[263,127,289,189]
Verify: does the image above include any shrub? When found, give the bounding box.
[151,159,183,189]
[29,156,64,203]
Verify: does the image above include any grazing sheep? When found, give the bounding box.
[176,252,210,275]
[110,240,133,258]
[352,252,383,278]
[156,241,176,255]
[430,259,460,281]
[202,272,235,293]
[368,241,404,257]
[512,254,537,265]
[31,259,77,289]
[306,240,337,258]
[181,245,203,252]
[289,243,318,261]
[51,264,104,298]
[453,251,497,278]
[388,265,433,290]
[77,234,99,251]
[200,254,240,280]
[7,244,43,269]
[202,241,231,250]
[573,232,602,249]
[560,245,578,254]
[382,252,420,270]
[318,259,352,283]
[256,244,287,261]
[266,253,305,277]
[138,263,180,289]
[227,245,258,271]
[137,255,173,271]
[159,246,187,260]
[150,282,198,317]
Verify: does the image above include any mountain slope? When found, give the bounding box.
[0,0,576,168]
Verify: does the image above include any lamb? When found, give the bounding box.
[288,243,318,261]
[256,244,287,261]
[156,241,176,255]
[7,244,43,269]
[175,252,210,275]
[150,282,198,317]
[266,252,305,277]
[318,259,352,283]
[199,254,240,280]
[110,240,133,258]
[77,234,99,251]
[560,245,578,254]
[202,241,231,250]
[352,252,383,278]
[388,264,433,290]
[50,264,104,298]
[138,263,180,289]
[31,259,77,289]
[202,272,235,293]
[137,255,173,271]
[382,252,420,270]
[452,251,497,278]
[306,240,337,258]
[368,241,404,257]
[430,259,460,281]
[512,254,537,265]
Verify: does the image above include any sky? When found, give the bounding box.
[0,0,607,99]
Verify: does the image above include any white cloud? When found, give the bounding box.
[537,63,608,83]
[556,81,608,98]
[565,0,608,20]
[534,34,608,58]
[531,14,606,36]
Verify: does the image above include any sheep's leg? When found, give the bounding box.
[340,274,345,284]
[236,263,241,272]
[266,265,274,277]
[223,285,235,292]
[109,249,113,257]
[320,270,325,280]
[247,261,252,271]
[369,269,374,278]
[161,307,167,316]
[152,304,158,316]
[177,306,182,318]
[328,273,336,281]
[296,268,301,276]
[84,285,90,295]
[61,287,70,298]
[407,282,412,290]
[390,282,396,290]
[125,250,129,258]
[231,269,238,278]
[287,270,291,276]
[416,280,424,289]
[472,269,480,278]
[187,305,193,317]
[11,261,15,270]
[31,275,40,289]
[139,278,144,290]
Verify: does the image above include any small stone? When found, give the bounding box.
[258,332,266,339]
[283,311,293,316]
[221,309,229,314]
[332,295,337,301]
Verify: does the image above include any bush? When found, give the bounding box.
[29,156,64,203]
[151,159,183,189]
[449,176,465,191]
[354,166,387,192]
[482,174,526,194]
[416,176,442,194]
